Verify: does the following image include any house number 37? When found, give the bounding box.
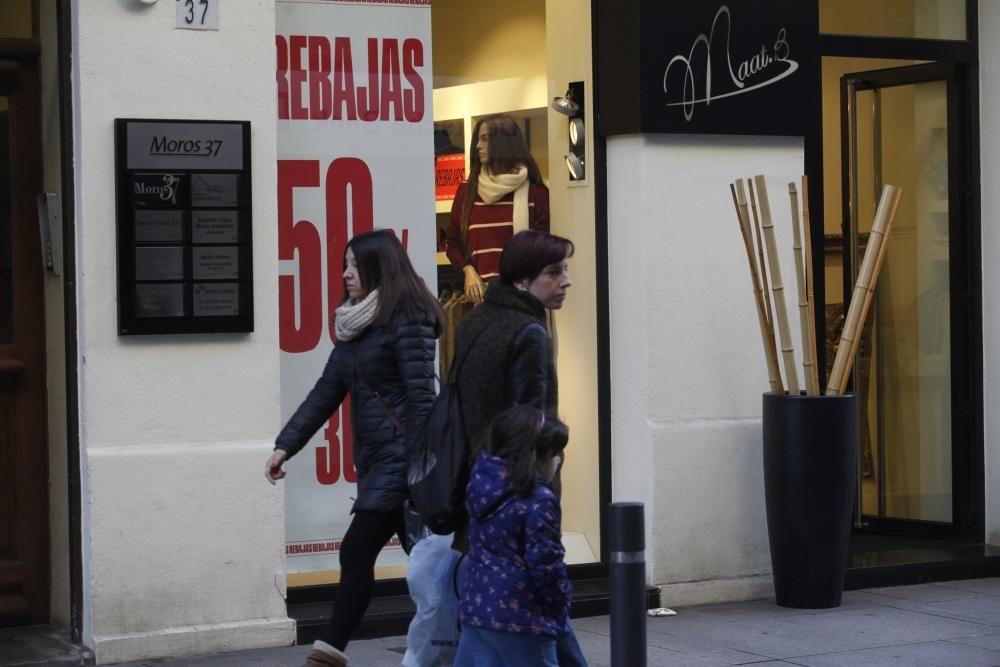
[176,0,219,31]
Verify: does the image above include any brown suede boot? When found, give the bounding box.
[302,639,348,667]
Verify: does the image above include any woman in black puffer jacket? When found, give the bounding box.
[265,230,443,667]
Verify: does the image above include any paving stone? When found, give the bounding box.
[842,590,1000,630]
[789,639,1000,666]
[863,594,1000,629]
[949,632,1000,651]
[642,616,853,660]
[774,604,995,646]
[862,583,989,603]
[933,578,1000,597]
[644,628,777,664]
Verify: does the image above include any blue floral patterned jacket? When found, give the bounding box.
[459,452,572,638]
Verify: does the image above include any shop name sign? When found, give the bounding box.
[651,0,818,136]
[148,135,225,158]
[126,121,244,170]
[596,0,819,137]
[663,6,798,122]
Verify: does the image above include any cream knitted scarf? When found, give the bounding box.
[478,165,530,233]
[334,288,380,341]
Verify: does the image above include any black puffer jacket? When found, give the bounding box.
[453,282,557,455]
[275,311,437,513]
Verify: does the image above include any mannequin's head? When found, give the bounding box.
[460,115,545,243]
[471,114,538,177]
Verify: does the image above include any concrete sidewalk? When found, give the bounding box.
[111,578,1000,666]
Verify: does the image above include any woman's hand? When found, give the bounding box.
[463,265,485,305]
[265,449,288,484]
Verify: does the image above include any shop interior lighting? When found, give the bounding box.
[554,81,585,182]
[569,118,585,149]
[565,153,585,181]
[551,90,581,117]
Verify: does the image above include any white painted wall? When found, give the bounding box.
[980,0,1000,547]
[72,1,292,662]
[608,135,805,605]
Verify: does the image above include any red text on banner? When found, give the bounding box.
[277,35,425,122]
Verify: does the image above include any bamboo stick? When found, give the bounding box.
[788,182,818,396]
[827,185,903,395]
[747,178,781,383]
[746,179,774,331]
[754,175,800,395]
[801,175,820,394]
[732,182,784,394]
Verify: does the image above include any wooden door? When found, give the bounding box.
[0,47,49,626]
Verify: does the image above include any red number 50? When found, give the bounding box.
[278,158,374,352]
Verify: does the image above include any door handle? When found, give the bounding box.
[35,193,62,276]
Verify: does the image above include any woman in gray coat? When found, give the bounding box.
[265,230,443,667]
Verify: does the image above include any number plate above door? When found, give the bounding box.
[176,0,219,31]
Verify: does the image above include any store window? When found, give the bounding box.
[276,0,598,587]
[819,0,966,41]
[431,0,599,567]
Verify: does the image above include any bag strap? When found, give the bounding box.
[353,345,406,434]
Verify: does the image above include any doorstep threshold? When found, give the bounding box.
[845,540,1000,590]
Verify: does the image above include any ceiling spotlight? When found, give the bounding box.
[565,154,585,181]
[551,91,580,117]
[569,118,585,149]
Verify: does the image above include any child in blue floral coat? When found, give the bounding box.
[455,405,573,666]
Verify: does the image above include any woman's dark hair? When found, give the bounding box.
[484,405,569,497]
[459,114,545,248]
[499,230,575,286]
[343,230,445,329]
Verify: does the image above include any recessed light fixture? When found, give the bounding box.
[565,154,585,181]
[551,92,580,117]
[555,82,586,183]
[569,118,585,149]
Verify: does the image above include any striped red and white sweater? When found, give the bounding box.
[445,182,550,281]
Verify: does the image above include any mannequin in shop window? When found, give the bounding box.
[445,114,550,305]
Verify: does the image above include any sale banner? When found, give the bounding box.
[276,0,435,577]
[435,153,464,201]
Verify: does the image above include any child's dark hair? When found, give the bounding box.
[484,405,569,497]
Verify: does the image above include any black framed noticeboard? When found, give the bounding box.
[115,119,253,335]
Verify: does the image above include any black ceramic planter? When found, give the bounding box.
[762,392,858,608]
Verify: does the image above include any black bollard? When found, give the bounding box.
[609,502,646,667]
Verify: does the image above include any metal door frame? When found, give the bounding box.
[839,62,978,540]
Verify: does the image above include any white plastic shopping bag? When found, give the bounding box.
[402,533,463,667]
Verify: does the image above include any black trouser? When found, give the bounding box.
[325,509,404,650]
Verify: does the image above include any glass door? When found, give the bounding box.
[840,63,971,538]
